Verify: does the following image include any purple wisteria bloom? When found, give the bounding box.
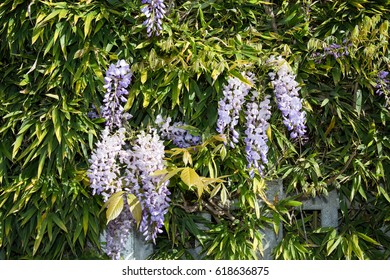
[216,72,255,147]
[268,56,307,139]
[312,40,351,63]
[155,115,201,148]
[87,127,127,202]
[244,93,271,177]
[141,0,166,37]
[375,70,390,108]
[101,60,133,130]
[121,129,170,242]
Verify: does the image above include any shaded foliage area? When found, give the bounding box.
[0,0,389,259]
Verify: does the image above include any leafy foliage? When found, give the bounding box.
[1,0,390,259]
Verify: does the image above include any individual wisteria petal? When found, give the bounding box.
[156,115,201,148]
[244,93,271,177]
[216,73,255,147]
[268,56,307,139]
[375,70,390,109]
[100,60,133,131]
[141,0,166,37]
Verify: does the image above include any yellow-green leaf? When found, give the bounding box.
[83,207,89,235]
[141,70,147,84]
[52,108,61,144]
[127,193,142,228]
[12,134,24,159]
[105,191,124,223]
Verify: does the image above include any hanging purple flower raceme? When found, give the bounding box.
[155,115,201,148]
[268,56,307,139]
[121,129,171,242]
[101,60,133,130]
[244,92,271,178]
[141,0,166,37]
[87,127,127,202]
[375,70,390,108]
[216,72,255,147]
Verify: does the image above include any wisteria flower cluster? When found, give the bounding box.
[141,0,166,37]
[268,55,307,139]
[216,58,306,177]
[121,130,170,242]
[88,127,127,202]
[100,59,133,130]
[155,114,201,148]
[88,60,170,259]
[244,93,271,177]
[375,70,390,108]
[312,40,351,63]
[216,72,255,147]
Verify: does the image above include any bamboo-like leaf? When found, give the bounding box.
[51,213,68,233]
[52,108,61,144]
[83,207,89,235]
[12,134,24,159]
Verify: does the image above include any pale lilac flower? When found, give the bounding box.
[101,60,132,130]
[156,115,201,148]
[141,0,166,37]
[121,129,170,242]
[376,70,390,108]
[268,56,306,139]
[244,93,271,177]
[87,127,127,202]
[312,40,351,63]
[216,72,255,147]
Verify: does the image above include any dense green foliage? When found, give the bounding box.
[1,0,389,259]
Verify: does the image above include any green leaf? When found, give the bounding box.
[356,232,381,246]
[105,191,124,223]
[51,213,68,233]
[327,236,342,256]
[180,167,203,187]
[83,207,89,235]
[127,193,142,228]
[52,108,61,144]
[12,134,24,159]
[180,167,204,197]
[84,11,96,38]
[33,215,48,256]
